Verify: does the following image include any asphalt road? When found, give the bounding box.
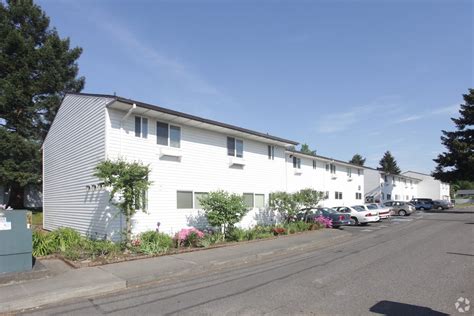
[24,208,474,315]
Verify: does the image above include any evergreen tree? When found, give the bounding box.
[349,154,366,166]
[432,89,474,182]
[0,0,84,208]
[300,143,316,155]
[378,151,401,174]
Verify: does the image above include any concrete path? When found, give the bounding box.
[0,228,349,313]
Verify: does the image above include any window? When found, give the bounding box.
[137,189,148,210]
[381,192,385,200]
[406,195,409,201]
[325,191,329,199]
[135,116,148,138]
[243,193,254,208]
[157,122,181,147]
[255,194,265,208]
[395,194,399,200]
[358,185,361,191]
[194,192,208,209]
[293,156,301,169]
[330,164,336,174]
[335,191,343,199]
[384,175,388,182]
[177,191,193,209]
[387,194,391,200]
[356,192,362,200]
[170,125,181,148]
[268,145,275,160]
[313,160,317,169]
[227,137,243,158]
[347,167,352,177]
[357,169,361,176]
[326,164,329,171]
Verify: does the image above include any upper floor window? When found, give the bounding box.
[157,122,181,148]
[357,169,361,176]
[313,160,317,169]
[135,116,148,138]
[227,137,243,158]
[384,175,388,182]
[268,145,275,160]
[347,167,352,177]
[330,164,336,174]
[293,156,301,169]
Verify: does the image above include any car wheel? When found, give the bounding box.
[420,207,425,211]
[351,217,359,226]
[437,206,443,210]
[333,225,340,229]
[360,222,368,226]
[398,210,407,216]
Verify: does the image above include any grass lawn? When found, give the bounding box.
[456,203,474,208]
[32,211,43,227]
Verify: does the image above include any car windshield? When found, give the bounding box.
[352,206,365,212]
[322,208,337,214]
[366,204,378,210]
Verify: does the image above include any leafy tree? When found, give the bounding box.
[378,151,401,174]
[349,154,366,166]
[300,143,316,155]
[0,128,41,208]
[94,160,151,245]
[269,191,298,223]
[433,89,474,182]
[294,188,325,221]
[0,0,84,207]
[199,190,248,239]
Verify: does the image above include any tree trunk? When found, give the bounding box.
[126,208,132,247]
[8,185,25,209]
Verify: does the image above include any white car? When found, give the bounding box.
[333,206,380,226]
[365,203,391,219]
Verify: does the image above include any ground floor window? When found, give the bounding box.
[335,191,343,200]
[355,192,362,200]
[177,191,193,209]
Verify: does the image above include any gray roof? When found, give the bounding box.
[68,92,299,146]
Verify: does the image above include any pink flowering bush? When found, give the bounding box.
[175,227,205,247]
[315,215,333,228]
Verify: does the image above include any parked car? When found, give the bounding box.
[383,201,415,216]
[411,201,433,210]
[333,206,380,226]
[296,207,351,228]
[431,200,453,210]
[365,203,391,219]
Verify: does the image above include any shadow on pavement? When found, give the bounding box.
[370,300,448,316]
[422,210,474,214]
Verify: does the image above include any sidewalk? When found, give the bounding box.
[0,228,350,313]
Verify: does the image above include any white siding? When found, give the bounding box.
[106,108,287,235]
[403,171,450,201]
[364,169,419,202]
[43,95,122,239]
[285,154,364,207]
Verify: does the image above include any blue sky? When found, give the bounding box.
[38,0,472,173]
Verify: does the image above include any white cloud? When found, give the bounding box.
[395,115,423,123]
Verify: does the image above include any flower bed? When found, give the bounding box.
[34,219,331,267]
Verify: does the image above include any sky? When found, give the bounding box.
[37,0,473,173]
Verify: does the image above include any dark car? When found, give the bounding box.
[432,200,452,210]
[411,201,433,210]
[297,207,351,228]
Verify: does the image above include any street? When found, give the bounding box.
[24,209,474,315]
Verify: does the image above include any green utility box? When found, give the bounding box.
[0,210,33,274]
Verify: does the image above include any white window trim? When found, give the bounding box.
[157,121,182,148]
[227,137,244,158]
[135,116,148,139]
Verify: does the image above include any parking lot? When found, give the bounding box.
[339,210,432,235]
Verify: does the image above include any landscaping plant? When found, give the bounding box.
[138,231,174,255]
[199,190,248,239]
[315,215,333,228]
[94,159,152,246]
[269,191,298,223]
[175,227,205,247]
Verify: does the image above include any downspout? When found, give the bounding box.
[118,103,136,241]
[119,103,136,157]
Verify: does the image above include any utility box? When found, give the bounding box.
[0,210,33,274]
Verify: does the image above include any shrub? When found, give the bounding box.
[32,230,57,257]
[175,228,204,247]
[198,233,224,247]
[255,232,274,239]
[49,227,82,252]
[272,227,286,236]
[228,228,247,242]
[138,231,173,254]
[314,216,333,228]
[199,191,248,238]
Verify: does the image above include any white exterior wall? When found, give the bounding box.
[403,171,450,201]
[285,154,364,208]
[364,169,418,202]
[106,108,288,235]
[43,95,123,239]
